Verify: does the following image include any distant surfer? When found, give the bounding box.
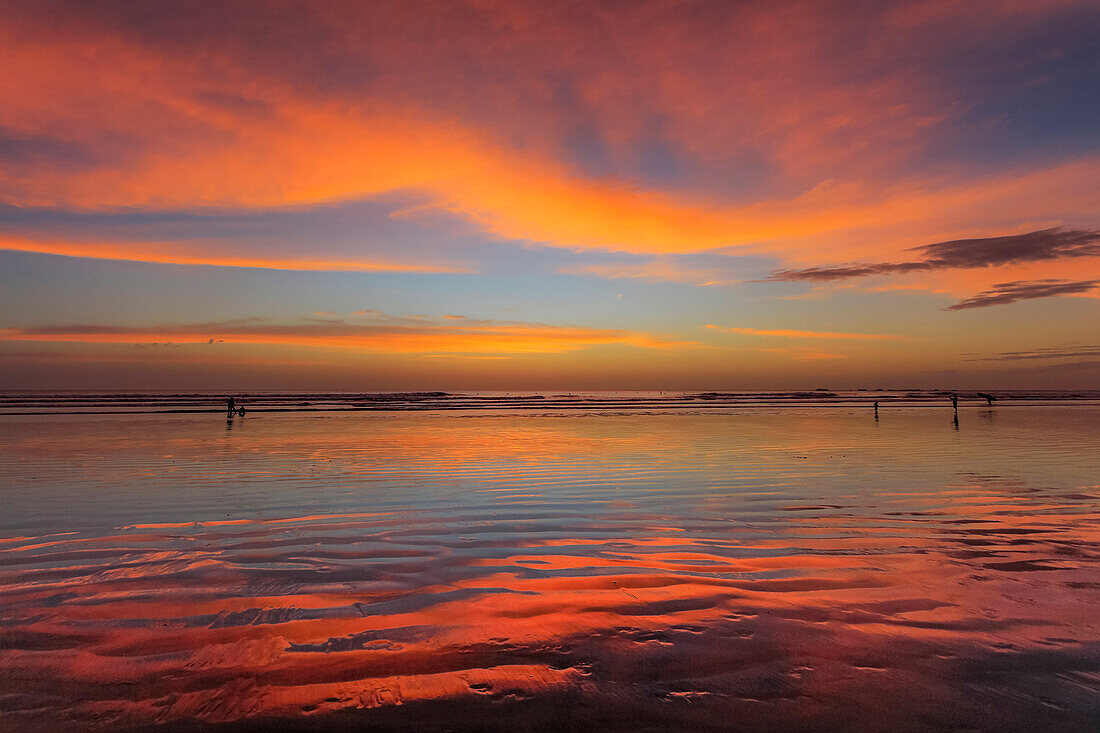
[977,392,996,406]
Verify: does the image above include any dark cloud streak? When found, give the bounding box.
[965,345,1100,361]
[768,228,1100,283]
[767,261,931,282]
[945,279,1099,310]
[913,228,1100,267]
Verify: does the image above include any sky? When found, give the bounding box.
[1,0,1098,391]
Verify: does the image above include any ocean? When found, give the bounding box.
[1,394,1098,730]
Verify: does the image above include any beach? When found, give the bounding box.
[6,1,1100,729]
[1,401,1098,731]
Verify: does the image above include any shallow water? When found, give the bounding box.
[3,389,1098,414]
[1,407,1098,731]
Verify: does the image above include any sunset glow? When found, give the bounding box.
[3,6,1099,731]
[1,0,1098,387]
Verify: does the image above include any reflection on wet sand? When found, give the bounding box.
[0,409,1098,731]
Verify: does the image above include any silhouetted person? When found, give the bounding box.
[950,393,958,411]
[977,392,995,406]
[227,396,236,416]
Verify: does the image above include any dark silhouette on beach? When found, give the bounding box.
[873,401,879,420]
[227,396,236,416]
[977,392,996,406]
[950,393,958,411]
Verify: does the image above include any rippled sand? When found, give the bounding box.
[1,407,1098,731]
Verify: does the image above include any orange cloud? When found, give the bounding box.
[0,236,470,273]
[0,314,695,355]
[706,325,902,340]
[1,1,1097,283]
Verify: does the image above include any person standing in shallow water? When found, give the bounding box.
[951,393,958,411]
[227,396,236,416]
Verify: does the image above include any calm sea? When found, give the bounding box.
[1,397,1098,730]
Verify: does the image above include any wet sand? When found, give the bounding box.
[1,407,1098,731]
